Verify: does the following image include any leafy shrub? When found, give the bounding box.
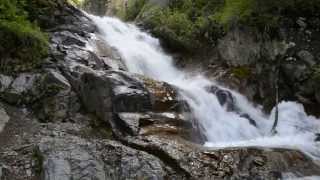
[126,0,320,52]
[135,0,224,51]
[214,0,254,25]
[0,0,48,74]
[125,0,148,21]
[68,0,85,7]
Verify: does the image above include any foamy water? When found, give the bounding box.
[89,15,320,159]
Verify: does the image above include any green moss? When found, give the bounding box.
[0,0,49,74]
[215,0,254,25]
[312,65,320,81]
[32,148,44,175]
[231,66,251,79]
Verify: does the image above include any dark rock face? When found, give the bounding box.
[205,85,257,127]
[0,2,319,180]
[205,85,235,111]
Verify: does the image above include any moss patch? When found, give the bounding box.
[231,66,252,79]
[0,0,49,74]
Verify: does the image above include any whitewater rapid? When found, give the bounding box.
[89,15,320,159]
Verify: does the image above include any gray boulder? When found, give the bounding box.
[0,104,9,133]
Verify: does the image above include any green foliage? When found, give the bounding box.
[129,0,320,52]
[0,0,48,74]
[155,10,197,50]
[68,0,85,7]
[215,0,254,25]
[312,65,320,81]
[136,0,224,51]
[215,0,320,31]
[125,0,148,21]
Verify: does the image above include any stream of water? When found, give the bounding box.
[89,15,320,159]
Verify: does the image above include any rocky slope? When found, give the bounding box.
[1,1,320,180]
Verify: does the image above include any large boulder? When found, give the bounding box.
[76,70,198,140]
[38,136,179,180]
[77,70,186,116]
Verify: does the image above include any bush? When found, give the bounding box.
[214,0,254,25]
[127,0,320,52]
[136,0,224,52]
[0,0,48,74]
[125,0,148,21]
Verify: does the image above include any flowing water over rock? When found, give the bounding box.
[90,15,320,159]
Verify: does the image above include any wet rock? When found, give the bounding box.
[115,125,320,179]
[76,70,205,141]
[140,75,184,112]
[205,85,235,111]
[78,71,185,115]
[50,31,86,47]
[0,104,9,133]
[92,36,126,70]
[240,113,257,127]
[315,133,320,141]
[115,112,192,137]
[109,72,152,112]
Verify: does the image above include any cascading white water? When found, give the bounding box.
[89,15,320,159]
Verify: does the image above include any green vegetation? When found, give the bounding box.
[0,0,48,74]
[135,0,224,51]
[312,65,320,82]
[125,0,148,21]
[68,0,85,7]
[231,66,251,79]
[125,0,320,52]
[214,0,254,25]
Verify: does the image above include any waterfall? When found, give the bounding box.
[89,15,320,159]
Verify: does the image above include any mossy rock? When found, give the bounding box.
[0,20,48,74]
[231,66,252,79]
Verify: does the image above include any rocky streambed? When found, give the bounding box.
[0,3,320,180]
